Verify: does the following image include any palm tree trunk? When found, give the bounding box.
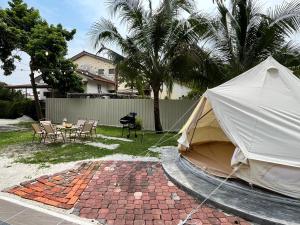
[153,87,163,133]
[115,65,119,92]
[29,68,43,120]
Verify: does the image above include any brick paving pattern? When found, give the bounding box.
[74,161,249,225]
[7,162,99,209]
[6,161,250,225]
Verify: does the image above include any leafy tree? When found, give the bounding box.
[0,85,23,101]
[117,60,147,96]
[0,0,82,119]
[0,2,21,75]
[26,23,83,96]
[89,0,196,132]
[41,60,84,96]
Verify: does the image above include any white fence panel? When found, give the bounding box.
[46,99,197,131]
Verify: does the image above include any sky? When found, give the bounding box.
[0,0,298,85]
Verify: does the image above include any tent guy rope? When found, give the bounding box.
[113,99,200,188]
[177,164,242,225]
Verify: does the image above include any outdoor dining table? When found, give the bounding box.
[56,124,79,142]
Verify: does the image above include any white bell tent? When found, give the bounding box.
[178,56,300,198]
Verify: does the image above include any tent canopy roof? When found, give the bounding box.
[205,56,300,167]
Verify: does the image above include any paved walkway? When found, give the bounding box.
[0,125,24,132]
[7,162,98,210]
[0,199,78,225]
[6,161,250,225]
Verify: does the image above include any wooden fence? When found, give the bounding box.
[45,98,197,131]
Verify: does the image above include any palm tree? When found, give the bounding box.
[89,0,196,132]
[183,0,300,89]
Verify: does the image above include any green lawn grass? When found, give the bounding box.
[15,122,34,129]
[0,131,32,149]
[1,125,178,164]
[0,122,33,149]
[17,143,114,164]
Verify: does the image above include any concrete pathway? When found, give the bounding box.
[0,116,32,132]
[0,199,78,225]
[5,161,250,225]
[0,125,24,132]
[0,116,33,126]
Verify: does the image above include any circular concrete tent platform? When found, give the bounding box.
[162,153,300,225]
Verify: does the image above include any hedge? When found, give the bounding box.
[0,99,37,120]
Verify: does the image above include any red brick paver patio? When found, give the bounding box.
[7,162,99,209]
[6,161,250,225]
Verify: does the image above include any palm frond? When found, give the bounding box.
[107,0,147,31]
[97,44,125,64]
[89,18,124,49]
[268,0,300,35]
[273,41,300,68]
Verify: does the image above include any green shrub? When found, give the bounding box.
[135,117,143,130]
[24,100,38,120]
[0,86,37,120]
[0,100,10,118]
[0,87,23,101]
[0,99,37,120]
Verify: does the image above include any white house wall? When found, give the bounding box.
[85,81,114,94]
[73,55,116,81]
[151,83,191,99]
[35,76,48,100]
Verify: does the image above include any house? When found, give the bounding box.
[70,51,116,94]
[0,82,7,87]
[35,51,117,99]
[34,51,190,99]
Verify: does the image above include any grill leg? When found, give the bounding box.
[127,128,131,138]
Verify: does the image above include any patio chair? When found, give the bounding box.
[42,123,65,143]
[76,119,86,128]
[76,122,93,140]
[40,120,52,126]
[31,123,45,143]
[89,120,98,137]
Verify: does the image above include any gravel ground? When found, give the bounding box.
[0,143,44,158]
[96,134,133,142]
[85,142,120,150]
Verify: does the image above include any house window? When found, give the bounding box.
[98,69,104,75]
[109,69,115,74]
[97,85,102,94]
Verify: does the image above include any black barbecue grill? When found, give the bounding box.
[120,112,138,138]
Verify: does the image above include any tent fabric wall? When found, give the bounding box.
[178,56,300,199]
[206,57,300,167]
[235,159,300,198]
[179,97,235,177]
[179,97,230,148]
[182,142,235,178]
